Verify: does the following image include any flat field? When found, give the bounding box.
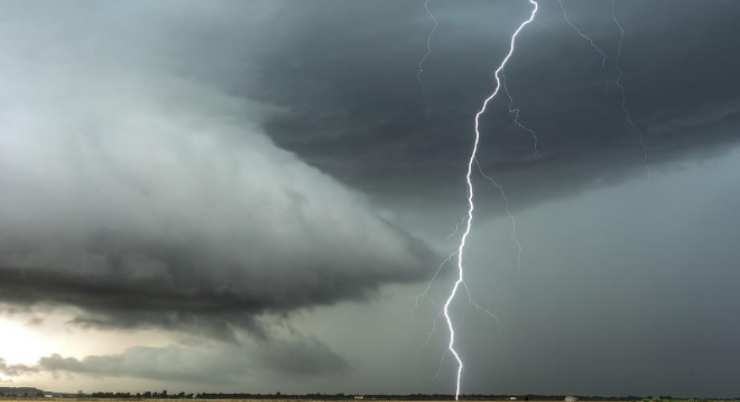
[2,399,731,402]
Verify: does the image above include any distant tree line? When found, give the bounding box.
[67,392,701,401]
[8,390,729,401]
[0,387,45,398]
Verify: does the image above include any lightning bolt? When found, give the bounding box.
[502,74,539,156]
[475,158,523,271]
[558,0,608,68]
[443,1,538,399]
[560,0,648,161]
[415,248,458,309]
[417,0,439,86]
[611,0,648,162]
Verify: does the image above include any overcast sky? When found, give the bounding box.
[1,0,740,398]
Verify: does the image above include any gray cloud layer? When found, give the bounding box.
[0,336,348,385]
[0,360,38,378]
[0,0,435,338]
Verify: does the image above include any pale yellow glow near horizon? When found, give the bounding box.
[0,318,56,367]
[0,313,183,365]
[0,313,176,388]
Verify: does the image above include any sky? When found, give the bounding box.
[1,0,740,397]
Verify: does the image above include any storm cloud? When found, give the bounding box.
[2,0,740,397]
[0,0,435,338]
[250,0,740,212]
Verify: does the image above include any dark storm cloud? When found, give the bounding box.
[244,0,740,210]
[0,228,429,339]
[0,0,436,338]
